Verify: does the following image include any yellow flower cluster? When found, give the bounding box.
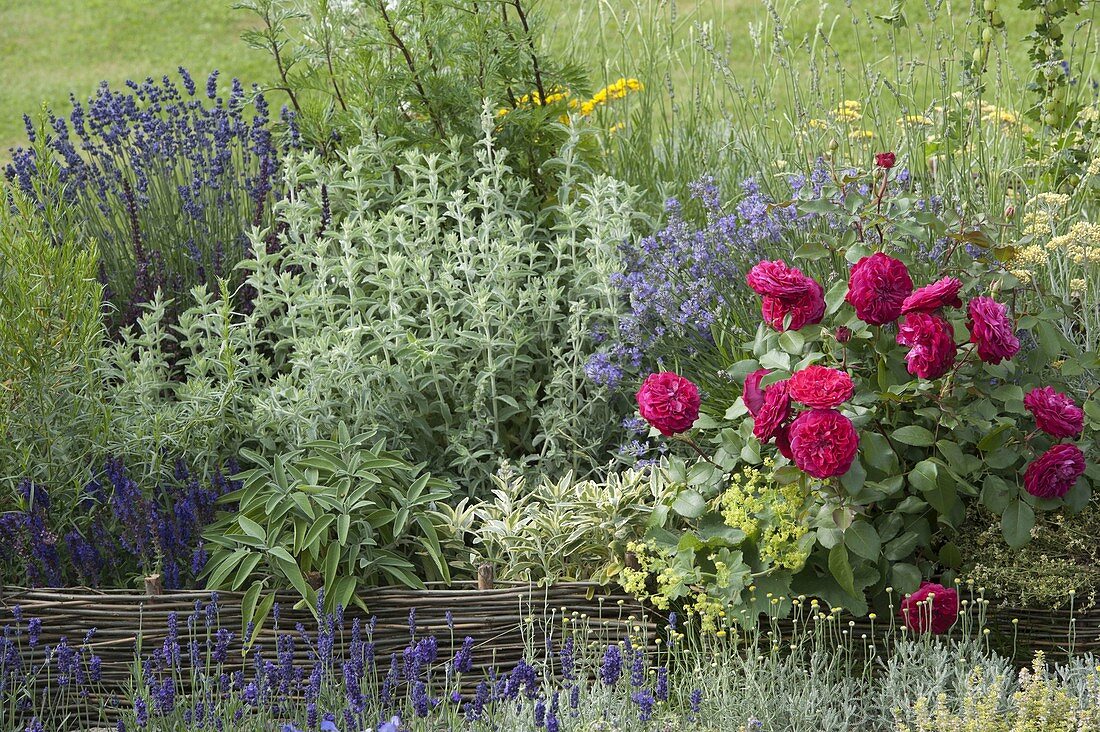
[579,77,644,116]
[896,114,934,127]
[620,540,683,611]
[835,99,863,121]
[718,464,811,572]
[1049,221,1100,265]
[495,78,644,122]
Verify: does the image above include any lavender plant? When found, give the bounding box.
[3,68,282,328]
[0,458,239,590]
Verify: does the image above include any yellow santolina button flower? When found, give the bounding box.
[897,114,933,126]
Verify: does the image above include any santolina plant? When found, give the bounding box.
[4,68,285,328]
[623,153,1099,618]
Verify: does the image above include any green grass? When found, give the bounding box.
[0,0,269,154]
[0,0,1051,157]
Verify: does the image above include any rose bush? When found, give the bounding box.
[626,154,1099,619]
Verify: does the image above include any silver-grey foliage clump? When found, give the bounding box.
[101,115,642,494]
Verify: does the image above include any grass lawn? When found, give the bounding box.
[0,0,269,154]
[0,0,1041,156]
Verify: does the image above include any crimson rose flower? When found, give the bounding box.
[742,368,770,416]
[875,152,897,169]
[760,285,826,331]
[787,408,859,478]
[636,372,700,437]
[752,381,791,443]
[775,424,794,461]
[746,260,814,298]
[967,296,1020,364]
[788,365,854,409]
[896,312,958,379]
[1024,443,1086,499]
[747,260,826,332]
[900,582,959,634]
[1024,386,1085,438]
[846,253,913,325]
[901,277,963,315]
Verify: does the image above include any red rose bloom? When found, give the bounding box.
[742,368,770,416]
[1024,443,1086,499]
[775,424,794,461]
[787,408,859,478]
[747,260,826,332]
[746,260,814,299]
[896,312,958,379]
[901,277,963,315]
[846,253,913,325]
[900,582,959,634]
[875,152,897,169]
[636,372,701,437]
[1024,386,1085,439]
[967,296,1020,364]
[760,285,826,332]
[752,380,791,444]
[787,365,854,409]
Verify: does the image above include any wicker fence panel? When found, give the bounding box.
[1,582,657,723]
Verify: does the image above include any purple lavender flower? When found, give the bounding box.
[600,645,622,686]
[632,690,656,721]
[655,666,669,701]
[27,618,41,647]
[452,636,474,674]
[134,697,149,728]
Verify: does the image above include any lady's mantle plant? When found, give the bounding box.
[628,153,1099,617]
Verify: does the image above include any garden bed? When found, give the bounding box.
[1,581,654,686]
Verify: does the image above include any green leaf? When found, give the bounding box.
[778,330,805,354]
[828,544,857,596]
[269,546,311,603]
[671,489,707,519]
[981,475,1016,514]
[908,459,939,493]
[794,240,829,260]
[1036,321,1062,359]
[825,280,849,316]
[240,581,263,639]
[893,425,935,446]
[845,521,882,560]
[861,432,897,473]
[238,516,267,544]
[1001,500,1035,549]
[890,563,922,594]
[977,423,1013,451]
[884,531,921,561]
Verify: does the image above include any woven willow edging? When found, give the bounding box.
[1,582,655,686]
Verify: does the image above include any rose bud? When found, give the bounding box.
[875,152,897,169]
[835,326,853,343]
